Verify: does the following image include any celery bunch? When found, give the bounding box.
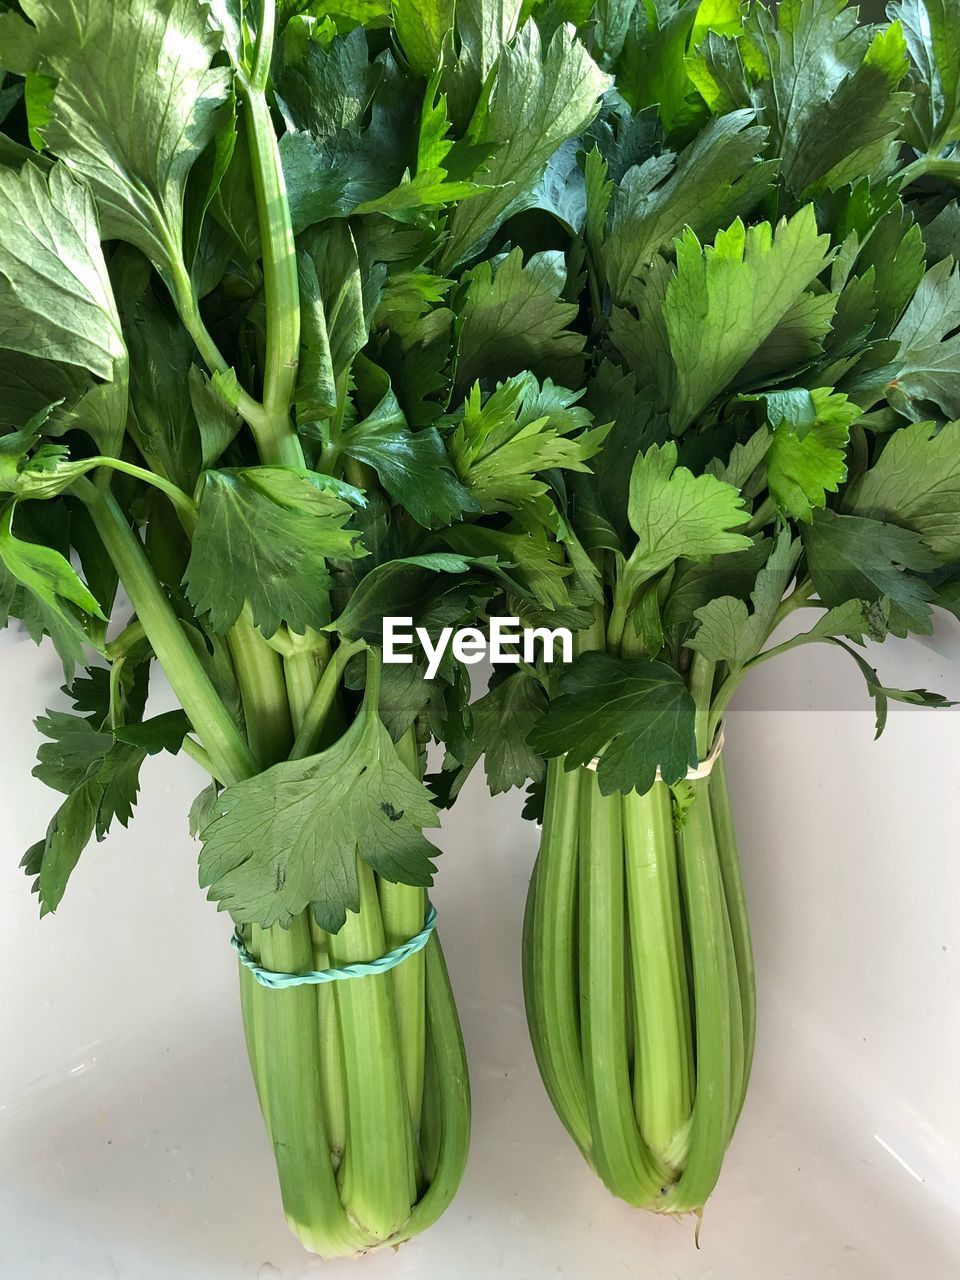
[439,0,960,1215]
[0,0,608,1253]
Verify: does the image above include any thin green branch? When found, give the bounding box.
[744,496,776,536]
[165,252,270,435]
[105,618,146,662]
[73,478,257,785]
[182,735,222,783]
[241,11,303,468]
[289,638,366,760]
[84,457,195,518]
[688,653,716,759]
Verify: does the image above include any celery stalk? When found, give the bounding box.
[325,864,417,1240]
[661,777,734,1212]
[710,756,757,1123]
[245,918,364,1256]
[522,758,591,1153]
[523,628,756,1214]
[380,730,428,1144]
[578,771,669,1202]
[622,783,693,1173]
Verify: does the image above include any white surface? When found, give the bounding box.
[2,618,960,1280]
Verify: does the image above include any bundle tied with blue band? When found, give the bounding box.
[231,903,439,990]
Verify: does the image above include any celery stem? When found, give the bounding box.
[326,863,416,1240]
[623,784,693,1174]
[243,81,301,462]
[578,769,666,1204]
[227,615,293,767]
[289,639,365,759]
[663,778,733,1212]
[689,654,716,758]
[76,481,256,785]
[378,728,427,1149]
[522,758,590,1152]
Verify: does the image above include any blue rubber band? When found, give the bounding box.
[231,904,438,990]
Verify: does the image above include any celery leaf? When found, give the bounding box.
[198,699,440,930]
[844,418,960,557]
[801,508,938,635]
[528,651,697,796]
[626,441,752,581]
[440,21,609,269]
[21,0,231,270]
[185,468,364,637]
[454,248,585,396]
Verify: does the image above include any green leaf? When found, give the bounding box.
[443,520,579,614]
[29,775,100,914]
[798,598,893,644]
[626,440,752,583]
[663,536,771,629]
[767,388,859,521]
[95,741,149,833]
[801,508,938,635]
[528,650,697,796]
[737,290,838,387]
[183,90,237,274]
[184,468,364,636]
[920,201,960,266]
[25,694,186,912]
[113,251,202,489]
[518,138,588,234]
[278,32,435,226]
[198,691,440,930]
[449,373,606,515]
[0,348,92,434]
[440,0,524,131]
[374,593,484,740]
[842,198,926,339]
[342,373,475,528]
[892,0,960,150]
[871,258,960,421]
[690,530,801,667]
[688,595,752,666]
[665,210,833,430]
[189,780,220,838]
[113,709,190,755]
[23,0,231,270]
[613,208,833,432]
[603,110,774,304]
[458,668,547,796]
[395,0,456,75]
[439,20,609,269]
[33,709,113,794]
[705,427,771,490]
[577,363,667,550]
[353,165,485,221]
[684,27,754,116]
[830,637,954,736]
[0,164,126,383]
[0,501,104,629]
[843,418,960,557]
[615,0,708,135]
[209,110,262,261]
[328,552,474,642]
[453,247,585,397]
[296,221,369,421]
[747,0,909,196]
[189,367,242,470]
[0,571,84,678]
